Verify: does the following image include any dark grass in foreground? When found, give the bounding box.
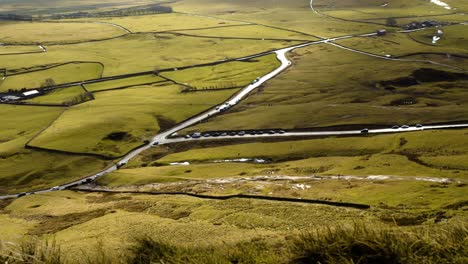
[129,223,468,264]
[2,223,466,263]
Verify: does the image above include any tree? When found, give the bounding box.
[41,78,56,88]
[386,17,398,27]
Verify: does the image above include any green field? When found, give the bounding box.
[0,104,109,194]
[184,43,468,133]
[0,45,41,54]
[0,21,127,44]
[174,24,317,40]
[0,62,103,91]
[98,128,468,189]
[84,74,165,92]
[161,54,280,89]
[0,33,292,77]
[28,83,239,157]
[24,86,89,105]
[76,12,247,33]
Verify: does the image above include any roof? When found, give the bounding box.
[23,90,39,96]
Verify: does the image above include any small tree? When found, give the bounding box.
[386,17,398,27]
[41,78,56,88]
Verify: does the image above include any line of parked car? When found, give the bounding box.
[361,124,424,133]
[188,129,286,138]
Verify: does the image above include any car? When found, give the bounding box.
[401,125,410,129]
[251,77,261,85]
[116,162,127,169]
[229,131,237,136]
[191,133,202,138]
[202,133,210,137]
[278,130,286,134]
[238,131,246,136]
[268,130,275,134]
[152,141,160,146]
[248,131,256,135]
[16,192,27,198]
[392,125,400,129]
[184,135,191,139]
[361,128,369,134]
[221,132,227,136]
[51,186,60,191]
[416,124,423,128]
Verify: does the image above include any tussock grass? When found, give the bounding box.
[291,223,468,264]
[0,239,61,264]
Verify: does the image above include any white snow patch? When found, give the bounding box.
[414,177,451,183]
[366,175,390,180]
[432,36,441,44]
[169,162,190,166]
[430,0,451,10]
[292,184,311,190]
[213,158,267,164]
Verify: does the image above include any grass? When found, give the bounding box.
[316,0,453,19]
[0,45,41,54]
[185,43,467,133]
[84,74,165,92]
[0,62,103,92]
[174,24,317,40]
[409,24,468,50]
[0,190,466,263]
[336,32,468,57]
[29,83,239,157]
[0,33,293,77]
[24,86,88,105]
[0,21,127,44]
[160,54,280,89]
[74,12,247,33]
[0,104,110,194]
[0,0,160,15]
[97,128,468,189]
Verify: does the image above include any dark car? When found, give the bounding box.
[401,125,410,129]
[116,162,127,169]
[416,124,423,128]
[238,131,246,136]
[392,125,400,129]
[361,128,369,134]
[17,192,27,198]
[152,141,159,146]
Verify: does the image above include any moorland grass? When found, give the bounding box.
[29,84,239,156]
[185,43,468,133]
[0,33,293,77]
[160,53,280,89]
[84,74,165,92]
[0,21,127,44]
[0,62,103,92]
[73,12,247,33]
[24,86,88,105]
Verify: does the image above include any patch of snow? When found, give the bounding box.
[292,184,311,190]
[432,36,441,44]
[414,177,451,183]
[169,162,190,166]
[430,0,451,10]
[213,158,267,164]
[366,175,390,180]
